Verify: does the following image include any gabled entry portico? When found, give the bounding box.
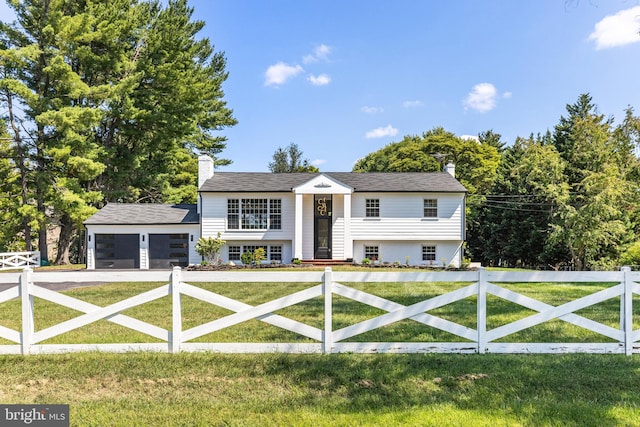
[292,174,353,261]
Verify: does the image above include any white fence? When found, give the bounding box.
[0,251,40,271]
[0,267,638,355]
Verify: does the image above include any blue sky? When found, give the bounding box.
[2,1,640,171]
[196,0,640,171]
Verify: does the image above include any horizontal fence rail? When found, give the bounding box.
[0,251,40,271]
[0,267,638,355]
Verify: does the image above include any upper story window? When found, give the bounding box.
[270,199,282,230]
[423,199,438,218]
[227,199,239,229]
[365,199,380,217]
[227,198,281,230]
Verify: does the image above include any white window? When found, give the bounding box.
[227,199,282,230]
[364,246,379,260]
[232,245,282,263]
[242,199,268,229]
[365,199,380,217]
[228,246,241,261]
[227,199,239,229]
[244,245,268,255]
[269,199,282,230]
[270,245,282,261]
[422,245,436,261]
[423,199,438,218]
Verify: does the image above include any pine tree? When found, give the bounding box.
[0,0,236,263]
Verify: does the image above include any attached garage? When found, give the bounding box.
[95,234,140,269]
[84,204,199,269]
[149,233,189,269]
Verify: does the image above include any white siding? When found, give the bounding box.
[332,195,345,260]
[201,193,295,242]
[200,190,465,263]
[353,240,463,267]
[351,193,464,241]
[302,194,315,259]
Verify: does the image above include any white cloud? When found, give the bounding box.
[361,106,384,114]
[589,6,640,50]
[502,91,512,99]
[264,62,304,86]
[365,124,399,139]
[403,100,423,108]
[308,73,331,86]
[311,159,325,166]
[463,83,498,113]
[303,44,332,63]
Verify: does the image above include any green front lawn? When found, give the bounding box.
[1,279,639,425]
[1,352,639,426]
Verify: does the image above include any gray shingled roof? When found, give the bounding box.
[199,172,467,193]
[84,204,198,225]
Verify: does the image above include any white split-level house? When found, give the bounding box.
[84,155,467,269]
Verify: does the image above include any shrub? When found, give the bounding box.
[241,251,254,265]
[195,232,226,264]
[620,241,640,266]
[253,247,266,264]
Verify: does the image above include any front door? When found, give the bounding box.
[314,195,332,259]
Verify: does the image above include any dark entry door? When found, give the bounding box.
[314,195,332,259]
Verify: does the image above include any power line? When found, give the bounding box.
[480,203,553,213]
[478,199,554,206]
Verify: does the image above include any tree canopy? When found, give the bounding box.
[0,0,236,263]
[268,143,319,173]
[353,127,501,195]
[468,94,640,270]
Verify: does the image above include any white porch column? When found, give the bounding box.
[343,193,353,259]
[294,193,303,259]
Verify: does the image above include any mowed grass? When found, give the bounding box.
[1,352,639,426]
[1,279,640,425]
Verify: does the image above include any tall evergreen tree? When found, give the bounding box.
[0,0,236,263]
[268,143,319,173]
[0,120,29,251]
[469,136,569,268]
[550,94,638,270]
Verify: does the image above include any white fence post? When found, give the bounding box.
[170,267,182,354]
[477,267,487,354]
[20,268,34,355]
[622,267,633,356]
[323,267,333,354]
